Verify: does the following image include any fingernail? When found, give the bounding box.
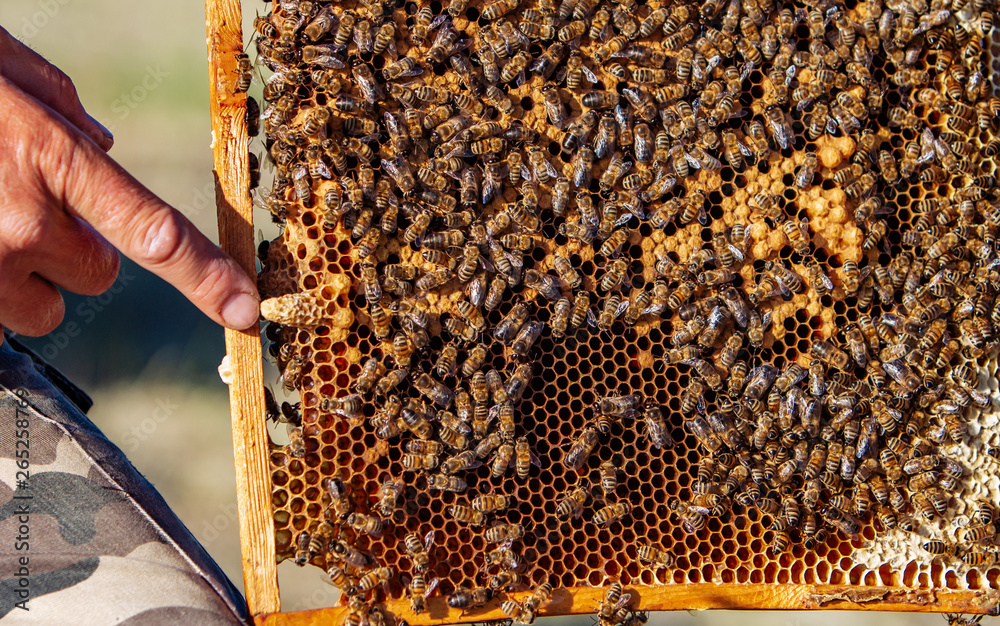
[222,293,260,330]
[87,114,114,147]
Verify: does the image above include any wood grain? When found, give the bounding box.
[204,0,280,616]
[254,584,1000,625]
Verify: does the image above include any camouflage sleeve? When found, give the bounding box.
[0,336,249,624]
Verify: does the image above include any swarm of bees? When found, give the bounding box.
[251,0,1000,620]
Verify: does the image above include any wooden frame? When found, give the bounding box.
[205,1,1000,622]
[205,0,280,616]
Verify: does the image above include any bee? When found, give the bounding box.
[491,442,515,478]
[961,551,998,567]
[670,497,708,531]
[962,524,996,544]
[643,400,674,449]
[448,504,487,526]
[744,120,771,162]
[564,426,600,470]
[557,481,590,519]
[568,292,591,330]
[750,192,783,223]
[795,153,819,190]
[971,500,996,526]
[352,565,394,596]
[403,530,435,572]
[545,297,573,339]
[597,582,631,622]
[598,258,629,293]
[233,52,254,94]
[594,501,632,526]
[346,512,383,537]
[447,586,493,609]
[471,494,509,514]
[485,523,525,545]
[922,541,953,556]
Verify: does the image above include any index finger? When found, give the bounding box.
[31,99,260,330]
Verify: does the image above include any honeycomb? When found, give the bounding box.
[247,0,1000,620]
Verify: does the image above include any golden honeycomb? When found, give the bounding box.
[249,0,1000,620]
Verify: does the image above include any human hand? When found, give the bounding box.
[0,26,259,338]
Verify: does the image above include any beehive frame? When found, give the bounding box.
[205,0,1000,622]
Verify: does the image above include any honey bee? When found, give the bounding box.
[490,442,515,478]
[447,586,493,609]
[471,494,509,514]
[961,551,998,567]
[295,530,312,567]
[485,523,525,545]
[557,481,590,519]
[643,400,674,449]
[448,504,487,526]
[564,426,600,470]
[963,524,996,544]
[594,501,632,526]
[400,531,436,575]
[346,512,384,537]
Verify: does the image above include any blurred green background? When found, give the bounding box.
[0,1,957,623]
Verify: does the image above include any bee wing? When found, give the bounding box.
[587,308,599,328]
[581,65,598,83]
[467,276,484,304]
[795,97,815,112]
[312,55,348,69]
[821,273,834,290]
[520,163,533,182]
[313,160,334,180]
[428,14,450,31]
[614,592,635,612]
[398,65,424,79]
[424,578,440,599]
[482,174,500,205]
[614,300,630,319]
[383,36,399,58]
[641,301,663,316]
[738,141,754,158]
[505,250,524,268]
[596,21,612,42]
[446,144,475,159]
[761,311,773,331]
[785,65,799,86]
[261,99,280,121]
[545,160,560,179]
[685,153,703,170]
[727,244,745,262]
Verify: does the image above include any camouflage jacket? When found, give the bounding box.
[0,336,248,624]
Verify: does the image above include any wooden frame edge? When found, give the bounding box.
[205,0,280,616]
[255,585,1000,625]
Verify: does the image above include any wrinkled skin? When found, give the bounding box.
[0,25,258,337]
